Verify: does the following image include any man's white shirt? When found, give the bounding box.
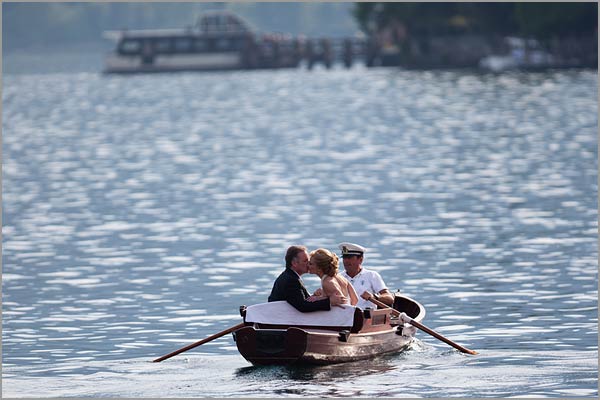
[340,268,388,309]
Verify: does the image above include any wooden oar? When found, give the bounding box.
[153,322,245,362]
[362,292,478,355]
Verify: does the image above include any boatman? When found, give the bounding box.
[338,242,394,309]
[268,245,347,312]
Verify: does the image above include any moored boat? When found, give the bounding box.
[233,293,425,366]
[103,10,301,74]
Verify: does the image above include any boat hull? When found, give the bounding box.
[234,325,413,365]
[104,52,245,74]
[234,294,425,366]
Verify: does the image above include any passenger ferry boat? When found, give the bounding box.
[103,11,301,73]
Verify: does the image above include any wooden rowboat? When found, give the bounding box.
[153,292,475,364]
[233,293,426,366]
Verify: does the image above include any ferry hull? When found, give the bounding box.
[104,53,245,74]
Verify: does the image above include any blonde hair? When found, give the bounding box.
[310,248,339,277]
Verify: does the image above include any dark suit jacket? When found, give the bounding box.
[268,268,331,312]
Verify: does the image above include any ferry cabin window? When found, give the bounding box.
[201,17,215,33]
[213,38,242,51]
[230,38,243,51]
[174,37,192,53]
[226,16,244,33]
[193,39,208,52]
[154,38,172,54]
[214,38,231,51]
[119,39,141,55]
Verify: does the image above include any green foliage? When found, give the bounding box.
[515,2,598,38]
[352,2,597,38]
[455,3,519,35]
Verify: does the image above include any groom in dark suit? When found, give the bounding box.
[268,245,346,312]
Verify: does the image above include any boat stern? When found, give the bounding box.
[233,325,307,366]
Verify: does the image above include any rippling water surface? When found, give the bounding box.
[2,66,597,398]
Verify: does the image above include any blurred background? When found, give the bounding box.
[3,2,598,398]
[3,2,597,73]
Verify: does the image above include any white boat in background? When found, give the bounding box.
[103,11,301,74]
[479,36,555,72]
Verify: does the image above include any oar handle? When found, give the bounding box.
[363,292,478,355]
[153,322,245,362]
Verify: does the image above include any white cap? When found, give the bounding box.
[338,242,366,257]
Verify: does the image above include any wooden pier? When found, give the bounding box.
[257,35,369,70]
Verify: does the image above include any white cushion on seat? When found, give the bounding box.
[245,301,356,327]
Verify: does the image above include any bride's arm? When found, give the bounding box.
[347,281,359,306]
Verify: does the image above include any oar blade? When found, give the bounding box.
[153,322,245,362]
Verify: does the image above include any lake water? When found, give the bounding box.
[2,65,598,397]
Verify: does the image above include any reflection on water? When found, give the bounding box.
[2,67,598,397]
[235,350,399,382]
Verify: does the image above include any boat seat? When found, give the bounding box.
[245,301,358,328]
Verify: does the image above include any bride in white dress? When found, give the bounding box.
[308,248,358,307]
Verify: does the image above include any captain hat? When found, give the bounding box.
[338,242,366,257]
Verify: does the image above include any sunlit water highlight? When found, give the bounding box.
[3,66,597,397]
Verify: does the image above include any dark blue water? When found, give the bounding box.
[3,66,597,397]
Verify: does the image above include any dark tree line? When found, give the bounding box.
[353,2,598,39]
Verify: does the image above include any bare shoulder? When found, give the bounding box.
[321,276,339,293]
[321,276,335,287]
[335,274,350,286]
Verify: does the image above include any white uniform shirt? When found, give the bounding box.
[340,268,388,309]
